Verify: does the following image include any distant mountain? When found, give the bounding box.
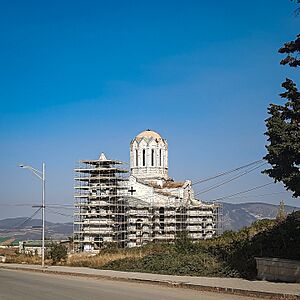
[221,202,300,231]
[0,217,72,241]
[0,217,54,230]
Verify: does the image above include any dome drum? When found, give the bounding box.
[130,130,168,180]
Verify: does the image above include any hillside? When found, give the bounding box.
[0,217,72,241]
[222,202,299,231]
[98,211,300,279]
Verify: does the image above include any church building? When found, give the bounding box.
[74,130,221,251]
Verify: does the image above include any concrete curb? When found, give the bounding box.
[0,265,299,300]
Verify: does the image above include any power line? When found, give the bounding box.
[48,204,73,207]
[219,191,286,201]
[13,208,42,229]
[47,208,73,218]
[0,203,39,207]
[0,203,74,208]
[192,159,264,186]
[206,182,274,202]
[195,162,267,196]
[47,206,74,210]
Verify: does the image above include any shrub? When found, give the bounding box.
[101,212,300,279]
[49,243,68,264]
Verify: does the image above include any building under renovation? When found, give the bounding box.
[74,130,221,252]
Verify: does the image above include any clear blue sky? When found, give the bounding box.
[0,0,299,222]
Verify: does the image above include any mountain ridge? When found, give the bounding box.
[221,201,299,231]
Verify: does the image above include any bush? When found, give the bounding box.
[174,231,196,254]
[100,212,300,279]
[62,212,300,279]
[49,243,68,264]
[103,252,238,277]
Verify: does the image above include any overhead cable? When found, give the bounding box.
[192,159,264,186]
[195,162,267,196]
[13,208,42,229]
[206,182,274,202]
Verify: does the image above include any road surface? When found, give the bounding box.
[0,269,257,300]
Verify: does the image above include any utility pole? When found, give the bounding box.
[20,163,46,268]
[41,163,45,268]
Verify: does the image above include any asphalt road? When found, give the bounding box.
[0,269,257,300]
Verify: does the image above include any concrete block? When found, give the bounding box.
[255,257,300,283]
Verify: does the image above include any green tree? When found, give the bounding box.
[49,243,68,264]
[263,4,300,197]
[279,34,300,67]
[263,78,300,197]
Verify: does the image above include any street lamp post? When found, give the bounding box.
[19,163,46,268]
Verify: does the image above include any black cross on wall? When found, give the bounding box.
[128,186,136,195]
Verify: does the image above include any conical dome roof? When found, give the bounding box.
[135,129,162,140]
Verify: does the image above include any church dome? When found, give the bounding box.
[136,129,162,140]
[130,129,168,181]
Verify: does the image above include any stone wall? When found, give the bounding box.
[255,257,300,283]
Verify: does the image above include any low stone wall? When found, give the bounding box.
[255,257,300,283]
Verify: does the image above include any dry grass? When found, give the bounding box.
[67,243,169,268]
[3,251,143,268]
[0,247,17,256]
[5,253,49,265]
[2,243,168,269]
[0,238,16,246]
[2,248,52,265]
[67,251,143,268]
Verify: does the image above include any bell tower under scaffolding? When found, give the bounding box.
[74,153,128,252]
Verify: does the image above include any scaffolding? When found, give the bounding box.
[187,202,220,240]
[125,193,221,247]
[73,153,128,252]
[127,198,152,248]
[215,201,223,236]
[73,155,222,251]
[149,202,220,243]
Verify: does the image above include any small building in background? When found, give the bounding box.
[18,240,66,256]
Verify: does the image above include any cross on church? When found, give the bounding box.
[128,186,136,195]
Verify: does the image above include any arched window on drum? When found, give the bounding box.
[143,149,146,166]
[135,149,138,166]
[159,149,162,166]
[151,149,154,166]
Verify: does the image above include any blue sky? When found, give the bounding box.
[0,0,299,222]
